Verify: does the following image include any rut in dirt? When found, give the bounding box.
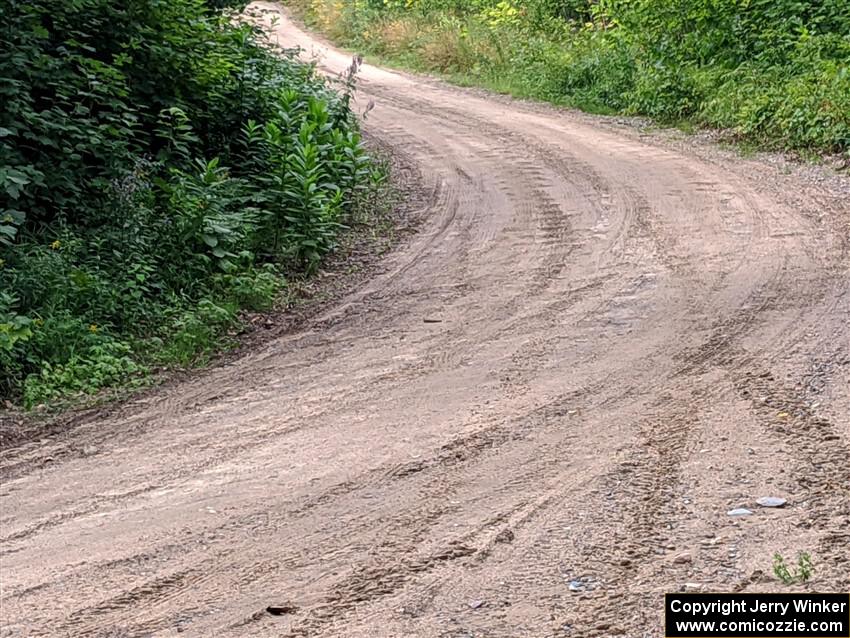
[1,4,848,637]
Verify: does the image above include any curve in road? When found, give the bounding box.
[1,5,848,637]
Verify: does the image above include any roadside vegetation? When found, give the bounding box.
[773,551,814,585]
[291,0,849,155]
[0,0,385,408]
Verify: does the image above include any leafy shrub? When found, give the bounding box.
[0,0,382,407]
[22,341,146,409]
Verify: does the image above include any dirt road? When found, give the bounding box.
[2,6,849,637]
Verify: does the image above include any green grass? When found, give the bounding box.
[287,0,850,157]
[773,552,814,585]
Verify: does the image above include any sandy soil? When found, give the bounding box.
[1,6,848,637]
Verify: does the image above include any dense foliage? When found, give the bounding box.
[1,0,380,407]
[296,0,850,152]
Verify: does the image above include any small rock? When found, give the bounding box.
[267,604,298,616]
[727,508,753,517]
[756,496,787,508]
[495,529,514,544]
[468,599,485,610]
[684,583,704,592]
[568,580,585,592]
[673,553,692,564]
[82,445,98,456]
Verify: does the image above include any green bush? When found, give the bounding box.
[0,0,381,406]
[22,341,146,410]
